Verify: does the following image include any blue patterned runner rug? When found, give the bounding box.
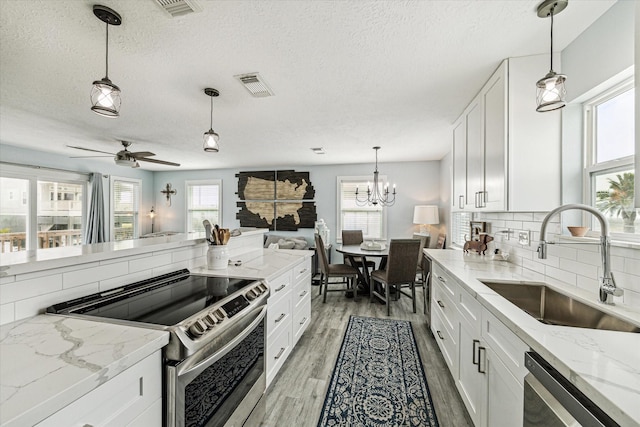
[317,316,439,427]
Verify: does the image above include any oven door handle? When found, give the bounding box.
[177,306,266,380]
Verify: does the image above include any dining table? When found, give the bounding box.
[336,243,389,296]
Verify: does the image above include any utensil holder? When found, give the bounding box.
[207,245,229,270]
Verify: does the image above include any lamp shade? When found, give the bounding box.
[413,205,439,225]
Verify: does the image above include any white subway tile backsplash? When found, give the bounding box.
[15,261,100,282]
[62,262,129,289]
[522,258,545,275]
[544,265,576,286]
[99,269,153,292]
[513,212,534,221]
[172,247,204,263]
[14,283,99,321]
[0,276,15,285]
[547,245,578,261]
[559,259,598,279]
[0,303,15,324]
[625,257,640,276]
[624,289,640,307]
[152,261,190,277]
[129,252,172,273]
[576,275,599,294]
[0,274,63,304]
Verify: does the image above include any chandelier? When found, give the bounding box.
[355,146,396,207]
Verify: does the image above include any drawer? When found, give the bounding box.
[37,351,162,427]
[266,322,292,388]
[482,309,529,384]
[268,270,293,305]
[431,308,458,374]
[292,277,311,311]
[267,290,291,338]
[293,293,311,345]
[432,265,457,300]
[293,257,312,283]
[431,279,457,336]
[457,285,482,336]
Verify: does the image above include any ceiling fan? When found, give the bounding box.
[67,141,180,168]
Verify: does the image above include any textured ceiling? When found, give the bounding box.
[0,0,616,170]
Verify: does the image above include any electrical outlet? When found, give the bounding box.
[518,231,530,246]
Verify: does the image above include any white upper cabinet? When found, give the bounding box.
[451,55,562,212]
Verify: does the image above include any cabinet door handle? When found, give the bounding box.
[299,290,308,297]
[479,191,487,208]
[437,276,446,283]
[459,195,464,209]
[300,317,307,325]
[437,300,445,308]
[477,346,486,374]
[275,313,286,323]
[299,268,308,275]
[275,284,287,292]
[274,347,286,360]
[436,330,444,340]
[472,339,480,365]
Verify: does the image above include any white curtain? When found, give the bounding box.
[83,173,106,244]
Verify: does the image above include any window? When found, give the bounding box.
[450,212,471,248]
[584,80,637,239]
[0,165,87,252]
[336,176,386,242]
[111,177,140,241]
[186,180,222,233]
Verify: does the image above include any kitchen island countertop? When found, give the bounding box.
[425,249,640,427]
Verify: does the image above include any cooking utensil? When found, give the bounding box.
[214,224,221,245]
[203,220,213,244]
[221,229,230,245]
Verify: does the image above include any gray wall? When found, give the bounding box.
[153,161,441,252]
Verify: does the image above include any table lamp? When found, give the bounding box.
[413,205,439,236]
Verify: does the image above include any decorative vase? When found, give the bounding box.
[207,245,229,269]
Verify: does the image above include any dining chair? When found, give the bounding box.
[370,239,421,316]
[341,229,376,273]
[413,234,430,284]
[315,234,360,303]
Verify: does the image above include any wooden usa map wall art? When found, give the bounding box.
[236,170,317,231]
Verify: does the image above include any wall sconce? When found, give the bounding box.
[161,183,177,207]
[413,205,439,236]
[149,206,156,233]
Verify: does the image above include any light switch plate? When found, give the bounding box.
[518,231,530,246]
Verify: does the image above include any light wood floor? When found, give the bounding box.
[259,282,473,427]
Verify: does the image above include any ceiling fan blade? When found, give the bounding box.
[66,145,115,155]
[129,151,155,158]
[137,157,180,167]
[70,155,113,158]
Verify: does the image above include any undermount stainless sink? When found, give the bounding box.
[480,281,640,333]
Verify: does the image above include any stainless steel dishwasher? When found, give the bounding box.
[523,351,619,427]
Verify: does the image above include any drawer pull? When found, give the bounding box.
[274,347,286,360]
[299,268,308,274]
[437,300,445,308]
[437,276,446,283]
[275,284,287,292]
[477,346,486,374]
[275,313,286,323]
[299,290,308,297]
[300,317,307,325]
[436,330,444,340]
[472,339,480,365]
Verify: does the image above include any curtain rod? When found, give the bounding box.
[0,161,98,177]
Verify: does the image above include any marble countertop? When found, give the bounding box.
[191,247,313,282]
[424,249,640,426]
[0,315,169,427]
[0,229,268,277]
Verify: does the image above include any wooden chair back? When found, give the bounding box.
[314,233,329,274]
[436,233,446,249]
[341,230,364,246]
[384,239,421,284]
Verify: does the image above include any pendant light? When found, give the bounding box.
[535,0,568,112]
[355,146,397,207]
[90,5,122,118]
[203,88,220,152]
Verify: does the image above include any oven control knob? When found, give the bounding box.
[213,309,225,321]
[202,313,217,328]
[246,289,257,300]
[188,320,207,337]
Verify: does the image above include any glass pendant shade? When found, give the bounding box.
[203,129,219,152]
[90,77,121,117]
[536,71,566,112]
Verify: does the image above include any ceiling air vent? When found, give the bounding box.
[153,0,201,17]
[234,73,275,98]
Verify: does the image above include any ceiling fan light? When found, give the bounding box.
[90,78,121,117]
[203,129,219,152]
[536,71,566,112]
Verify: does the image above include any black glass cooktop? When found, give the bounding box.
[47,269,256,326]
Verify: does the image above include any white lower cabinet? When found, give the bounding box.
[37,351,162,427]
[266,256,312,388]
[431,264,528,427]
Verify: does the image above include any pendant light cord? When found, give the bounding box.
[210,95,213,129]
[549,5,554,71]
[105,21,109,79]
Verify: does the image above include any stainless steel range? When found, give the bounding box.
[47,268,269,427]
